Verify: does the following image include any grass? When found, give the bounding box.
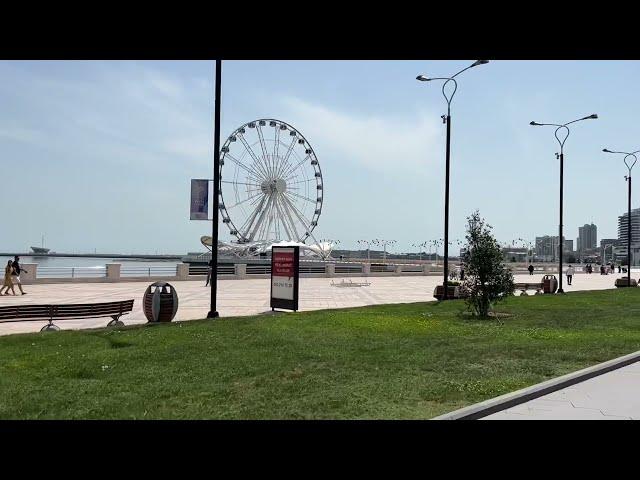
[1,288,640,419]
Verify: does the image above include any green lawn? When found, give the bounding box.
[1,289,640,419]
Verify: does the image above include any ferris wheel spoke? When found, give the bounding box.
[281,194,313,239]
[237,134,270,179]
[283,193,314,227]
[256,125,271,175]
[287,178,314,186]
[278,194,301,241]
[238,195,267,238]
[222,180,261,187]
[274,137,298,179]
[226,192,263,210]
[282,155,311,181]
[274,196,293,240]
[285,190,316,204]
[248,194,274,241]
[226,153,266,182]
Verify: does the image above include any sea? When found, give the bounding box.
[0,256,180,269]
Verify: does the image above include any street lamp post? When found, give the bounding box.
[603,148,639,286]
[417,60,488,300]
[207,59,222,319]
[530,114,598,294]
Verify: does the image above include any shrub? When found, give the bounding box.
[460,211,515,317]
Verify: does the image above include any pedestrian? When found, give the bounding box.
[10,256,27,295]
[459,266,465,281]
[205,259,213,287]
[528,264,534,275]
[619,264,622,273]
[0,260,16,296]
[600,265,605,275]
[566,264,575,286]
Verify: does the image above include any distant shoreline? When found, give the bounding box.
[0,252,183,260]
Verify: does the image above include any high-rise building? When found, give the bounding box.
[618,208,640,245]
[577,223,597,252]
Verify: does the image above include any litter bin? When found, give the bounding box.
[542,274,558,294]
[143,281,179,323]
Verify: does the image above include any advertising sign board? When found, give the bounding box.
[270,246,300,311]
[190,179,210,220]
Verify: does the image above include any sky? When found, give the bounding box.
[1,60,639,255]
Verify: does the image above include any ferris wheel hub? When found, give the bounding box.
[260,178,287,195]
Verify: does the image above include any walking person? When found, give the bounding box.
[0,260,16,296]
[459,266,465,281]
[566,264,575,286]
[528,263,534,275]
[10,256,27,295]
[205,259,213,287]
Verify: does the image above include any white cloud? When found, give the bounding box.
[279,96,442,175]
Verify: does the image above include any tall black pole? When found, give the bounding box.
[207,60,222,319]
[629,174,632,286]
[558,150,564,293]
[443,113,451,300]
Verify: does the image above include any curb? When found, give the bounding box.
[433,349,640,420]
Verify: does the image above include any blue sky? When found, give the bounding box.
[1,60,639,254]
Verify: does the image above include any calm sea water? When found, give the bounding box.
[0,256,179,269]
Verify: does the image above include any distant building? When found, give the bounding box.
[600,238,620,264]
[577,223,597,252]
[617,208,640,266]
[535,235,567,261]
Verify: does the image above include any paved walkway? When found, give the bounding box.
[0,271,630,336]
[484,360,640,420]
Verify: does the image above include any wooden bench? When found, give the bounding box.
[0,300,135,332]
[513,282,544,295]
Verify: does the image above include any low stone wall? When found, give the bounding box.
[17,261,576,285]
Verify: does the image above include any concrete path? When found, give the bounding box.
[0,271,630,336]
[483,360,640,420]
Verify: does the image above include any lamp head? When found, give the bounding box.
[584,114,598,120]
[603,148,612,153]
[530,121,541,126]
[471,60,489,67]
[416,75,430,82]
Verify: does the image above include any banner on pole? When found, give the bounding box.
[190,179,210,220]
[270,246,300,311]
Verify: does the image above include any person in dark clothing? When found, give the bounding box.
[600,265,606,275]
[528,264,534,275]
[619,264,622,273]
[459,266,465,281]
[205,259,214,287]
[10,256,27,295]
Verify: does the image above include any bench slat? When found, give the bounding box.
[0,300,134,323]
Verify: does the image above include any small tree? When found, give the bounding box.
[460,211,515,317]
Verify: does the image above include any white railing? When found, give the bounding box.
[38,266,107,278]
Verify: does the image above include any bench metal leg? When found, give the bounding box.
[107,316,124,328]
[535,289,543,295]
[41,323,60,332]
[520,290,528,296]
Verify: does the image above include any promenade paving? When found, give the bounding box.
[483,360,640,420]
[0,271,630,336]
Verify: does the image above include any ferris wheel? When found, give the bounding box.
[218,119,323,244]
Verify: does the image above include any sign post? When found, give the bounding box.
[270,246,300,312]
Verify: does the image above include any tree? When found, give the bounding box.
[460,211,515,317]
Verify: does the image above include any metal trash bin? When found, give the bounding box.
[542,275,558,294]
[143,281,179,323]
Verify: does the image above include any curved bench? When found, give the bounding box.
[0,300,135,332]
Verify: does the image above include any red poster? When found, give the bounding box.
[273,251,294,277]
